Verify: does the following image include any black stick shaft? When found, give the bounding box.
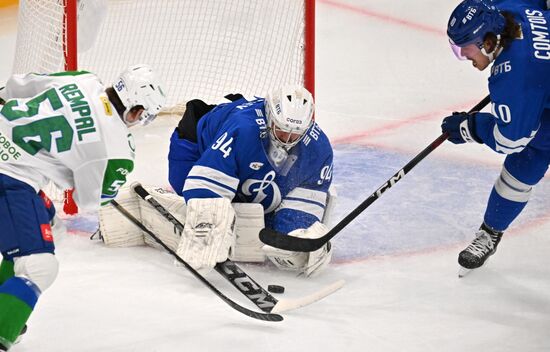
[110,199,282,322]
[132,184,279,313]
[260,95,491,252]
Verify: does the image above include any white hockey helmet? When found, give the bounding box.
[265,85,314,149]
[113,64,167,126]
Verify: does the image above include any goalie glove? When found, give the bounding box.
[176,198,235,274]
[262,222,333,278]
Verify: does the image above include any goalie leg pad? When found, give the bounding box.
[176,198,235,273]
[139,187,186,252]
[99,185,186,250]
[303,239,333,278]
[263,248,308,272]
[99,186,145,247]
[263,222,333,278]
[229,203,266,263]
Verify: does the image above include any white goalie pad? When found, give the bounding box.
[99,186,145,247]
[230,203,266,263]
[322,184,337,225]
[176,198,235,273]
[139,187,186,251]
[263,221,333,278]
[99,185,186,250]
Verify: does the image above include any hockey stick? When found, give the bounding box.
[110,199,283,322]
[260,95,492,252]
[132,183,345,314]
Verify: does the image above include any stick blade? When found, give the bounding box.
[270,280,345,313]
[259,228,325,252]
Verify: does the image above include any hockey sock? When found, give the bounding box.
[0,259,14,285]
[0,277,40,350]
[483,188,527,232]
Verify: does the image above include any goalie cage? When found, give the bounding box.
[11,0,315,214]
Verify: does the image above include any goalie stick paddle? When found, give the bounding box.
[132,183,345,313]
[110,199,283,322]
[259,95,492,252]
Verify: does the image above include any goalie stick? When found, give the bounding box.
[260,95,492,252]
[110,199,283,322]
[132,183,345,314]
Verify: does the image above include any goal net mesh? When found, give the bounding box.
[12,0,311,210]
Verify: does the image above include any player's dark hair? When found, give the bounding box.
[484,12,520,50]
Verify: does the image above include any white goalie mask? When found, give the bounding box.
[113,64,167,126]
[264,85,314,161]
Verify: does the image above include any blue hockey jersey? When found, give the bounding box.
[181,98,334,234]
[473,1,550,153]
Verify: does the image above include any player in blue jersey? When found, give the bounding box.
[441,0,550,275]
[98,86,333,277]
[166,85,334,277]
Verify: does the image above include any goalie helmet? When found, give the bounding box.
[447,0,505,49]
[113,64,167,126]
[264,85,314,149]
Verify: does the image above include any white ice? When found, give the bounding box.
[1,1,550,351]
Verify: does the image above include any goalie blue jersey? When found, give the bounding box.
[473,1,550,154]
[181,98,334,234]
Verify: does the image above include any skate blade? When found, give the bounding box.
[458,266,473,278]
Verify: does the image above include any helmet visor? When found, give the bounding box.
[272,124,304,146]
[123,106,158,127]
[139,110,158,126]
[265,103,310,149]
[449,41,482,61]
[450,41,468,60]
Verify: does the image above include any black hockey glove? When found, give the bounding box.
[441,112,482,144]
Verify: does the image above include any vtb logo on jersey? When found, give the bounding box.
[242,170,282,213]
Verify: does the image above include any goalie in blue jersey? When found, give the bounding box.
[168,85,335,277]
[100,85,334,278]
[441,0,550,274]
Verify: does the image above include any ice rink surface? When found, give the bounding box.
[1,1,550,351]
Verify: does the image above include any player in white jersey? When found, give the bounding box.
[0,64,166,351]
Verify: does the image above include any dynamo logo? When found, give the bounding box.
[241,171,282,213]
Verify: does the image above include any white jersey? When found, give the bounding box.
[0,71,135,211]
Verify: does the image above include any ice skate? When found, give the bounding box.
[458,224,503,277]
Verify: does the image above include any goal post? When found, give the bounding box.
[11,0,316,213]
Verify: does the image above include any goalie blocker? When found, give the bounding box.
[98,185,333,277]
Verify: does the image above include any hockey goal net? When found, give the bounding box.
[12,0,315,214]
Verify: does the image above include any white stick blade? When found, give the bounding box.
[271,279,345,314]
